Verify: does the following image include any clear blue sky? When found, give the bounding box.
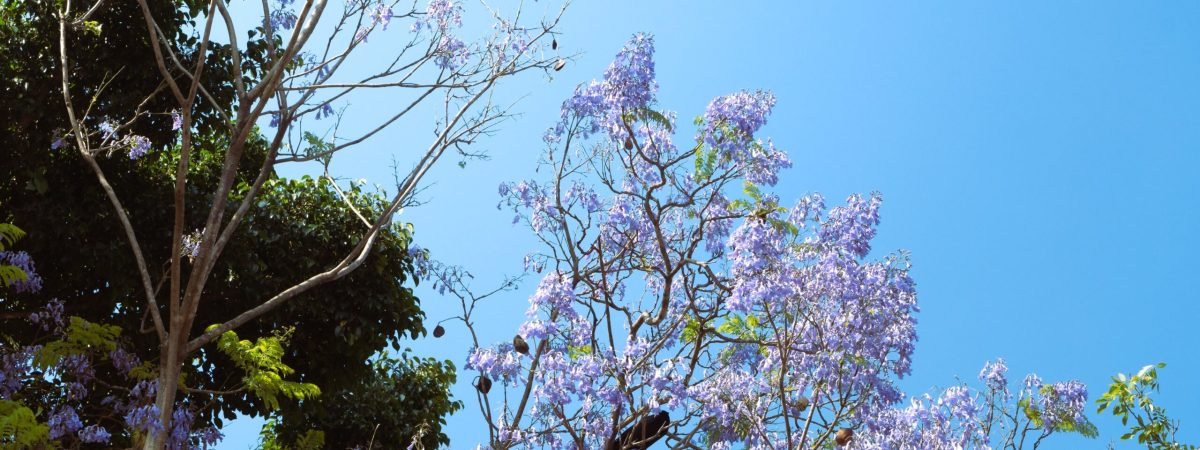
[221,1,1200,448]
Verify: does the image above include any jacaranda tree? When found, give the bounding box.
[1,0,569,448]
[436,34,1100,450]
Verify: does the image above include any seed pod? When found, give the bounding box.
[432,325,445,338]
[606,410,670,450]
[554,59,567,71]
[796,395,809,411]
[477,375,492,394]
[513,335,529,355]
[552,38,558,50]
[835,428,853,446]
[624,137,633,150]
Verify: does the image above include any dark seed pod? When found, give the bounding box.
[477,375,492,394]
[606,410,670,450]
[624,137,633,150]
[554,59,567,71]
[552,38,558,50]
[432,325,445,338]
[835,428,853,446]
[513,335,529,355]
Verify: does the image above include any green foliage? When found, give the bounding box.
[0,222,28,288]
[257,419,325,450]
[1097,363,1195,449]
[567,344,593,360]
[33,316,121,370]
[272,351,463,449]
[0,223,25,250]
[301,132,334,166]
[0,400,49,448]
[622,107,674,132]
[681,315,703,343]
[1,0,454,445]
[0,265,26,289]
[213,326,321,411]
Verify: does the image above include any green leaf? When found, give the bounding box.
[214,326,321,410]
[0,400,50,447]
[0,223,25,250]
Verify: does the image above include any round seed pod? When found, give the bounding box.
[552,38,558,50]
[796,396,809,411]
[624,137,633,150]
[513,335,529,355]
[835,428,853,446]
[554,59,567,71]
[432,325,445,338]
[477,375,492,395]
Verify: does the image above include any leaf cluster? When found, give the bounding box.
[1097,363,1195,449]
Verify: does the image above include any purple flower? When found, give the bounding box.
[166,407,195,450]
[48,406,83,440]
[199,427,223,446]
[1039,380,1088,430]
[434,36,469,69]
[181,229,203,262]
[110,347,140,376]
[98,120,118,141]
[125,404,163,435]
[699,90,791,186]
[267,0,298,32]
[50,129,66,150]
[78,425,112,444]
[315,102,335,120]
[127,135,151,159]
[978,358,1008,395]
[1,250,43,294]
[601,33,656,112]
[171,110,182,131]
[414,0,463,33]
[371,3,394,30]
[466,345,523,385]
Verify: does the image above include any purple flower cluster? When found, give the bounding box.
[857,361,1091,449]
[98,121,117,141]
[267,0,297,31]
[1038,380,1088,431]
[699,90,791,186]
[466,344,523,385]
[601,33,657,113]
[498,180,560,233]
[414,0,463,33]
[549,33,657,143]
[433,35,469,70]
[818,192,883,258]
[0,347,34,398]
[126,135,151,159]
[1,250,43,293]
[370,3,394,31]
[979,358,1009,396]
[78,424,112,443]
[50,129,67,150]
[181,228,203,262]
[48,406,83,440]
[29,298,64,331]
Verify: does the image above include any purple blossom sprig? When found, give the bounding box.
[126,135,151,160]
[1,250,43,294]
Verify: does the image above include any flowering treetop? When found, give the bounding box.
[422,33,1101,450]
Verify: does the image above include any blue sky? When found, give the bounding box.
[220,1,1199,448]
